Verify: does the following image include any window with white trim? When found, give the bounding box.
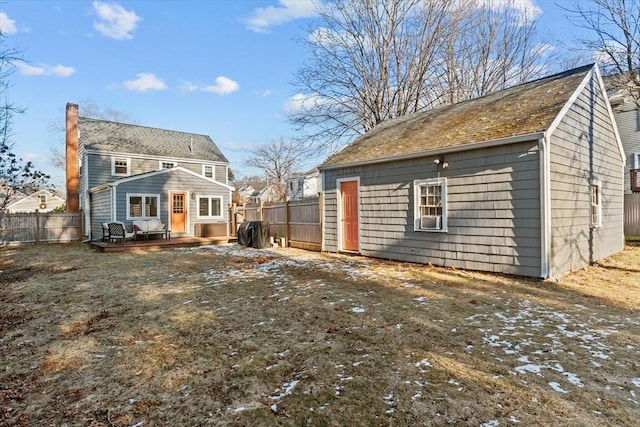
[160,161,177,169]
[197,196,222,219]
[590,180,602,228]
[112,157,130,176]
[39,194,47,203]
[127,194,160,219]
[414,178,447,231]
[203,165,214,178]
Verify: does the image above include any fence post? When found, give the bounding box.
[259,200,264,221]
[35,210,40,245]
[285,200,290,247]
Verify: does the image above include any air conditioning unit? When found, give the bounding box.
[420,215,441,229]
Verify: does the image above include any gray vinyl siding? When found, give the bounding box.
[612,106,640,193]
[86,153,229,189]
[549,75,625,277]
[324,141,542,277]
[215,164,227,184]
[89,187,112,241]
[111,169,230,236]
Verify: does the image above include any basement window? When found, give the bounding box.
[413,178,447,232]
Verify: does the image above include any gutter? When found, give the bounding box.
[318,132,545,171]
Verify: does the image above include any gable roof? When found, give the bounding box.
[322,64,595,167]
[79,118,228,163]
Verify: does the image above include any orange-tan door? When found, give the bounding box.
[171,192,187,233]
[340,180,359,252]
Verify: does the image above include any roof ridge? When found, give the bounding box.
[78,116,211,138]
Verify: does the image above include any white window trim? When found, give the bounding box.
[196,195,223,219]
[413,178,447,232]
[126,193,161,220]
[632,152,640,170]
[160,160,177,169]
[112,157,130,176]
[590,179,602,228]
[202,164,214,178]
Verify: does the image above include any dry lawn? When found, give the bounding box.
[1,242,639,426]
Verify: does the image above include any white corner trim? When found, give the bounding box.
[539,135,551,279]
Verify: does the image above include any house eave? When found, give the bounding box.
[318,132,546,171]
[84,148,229,166]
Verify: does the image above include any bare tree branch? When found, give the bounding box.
[1,32,50,211]
[243,138,312,201]
[290,0,554,154]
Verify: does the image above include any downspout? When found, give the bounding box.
[539,134,552,279]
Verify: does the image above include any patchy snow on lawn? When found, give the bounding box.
[184,244,639,409]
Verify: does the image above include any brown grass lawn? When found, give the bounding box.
[1,243,639,426]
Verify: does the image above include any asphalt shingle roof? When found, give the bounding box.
[323,64,593,166]
[79,118,228,163]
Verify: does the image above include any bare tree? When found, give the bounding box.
[49,98,135,170]
[564,0,640,92]
[290,0,554,152]
[437,0,555,104]
[290,0,452,150]
[0,32,50,211]
[243,138,311,202]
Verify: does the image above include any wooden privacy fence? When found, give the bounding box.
[624,193,640,237]
[0,212,82,244]
[241,198,322,251]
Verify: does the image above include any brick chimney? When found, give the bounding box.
[65,103,80,212]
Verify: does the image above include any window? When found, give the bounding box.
[112,157,130,176]
[590,180,602,228]
[39,194,47,203]
[160,161,177,169]
[127,194,160,219]
[414,178,447,231]
[197,196,222,218]
[203,165,214,178]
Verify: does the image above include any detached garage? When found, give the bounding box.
[320,64,625,278]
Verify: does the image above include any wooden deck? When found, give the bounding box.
[90,236,234,253]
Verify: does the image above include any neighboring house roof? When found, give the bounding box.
[323,64,594,167]
[79,117,228,163]
[6,189,65,212]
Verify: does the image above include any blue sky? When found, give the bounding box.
[1,0,587,189]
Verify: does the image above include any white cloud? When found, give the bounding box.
[482,0,541,21]
[93,1,142,40]
[283,92,326,114]
[179,80,200,93]
[244,0,320,33]
[122,73,166,92]
[15,61,76,77]
[202,76,239,95]
[184,76,239,95]
[0,12,17,35]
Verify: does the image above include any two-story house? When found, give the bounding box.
[286,167,321,201]
[65,103,233,241]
